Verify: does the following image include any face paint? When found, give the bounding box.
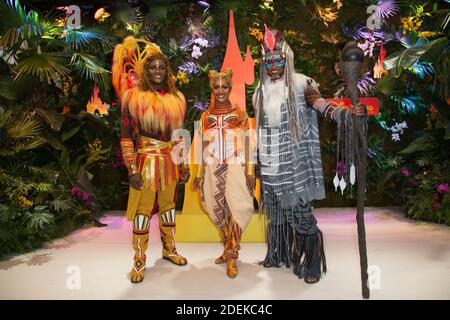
[147,59,167,85]
[264,52,286,81]
[212,77,231,105]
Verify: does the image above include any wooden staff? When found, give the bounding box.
[340,41,370,299]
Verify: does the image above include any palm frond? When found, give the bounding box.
[13,137,45,152]
[0,0,62,59]
[110,1,140,25]
[14,52,70,83]
[6,116,42,140]
[0,0,39,34]
[64,28,117,52]
[70,53,111,89]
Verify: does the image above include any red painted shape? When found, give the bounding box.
[325,98,380,116]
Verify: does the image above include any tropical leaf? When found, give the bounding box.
[33,182,53,192]
[0,110,13,129]
[61,123,82,142]
[384,38,449,77]
[6,116,41,140]
[14,52,70,83]
[399,133,435,154]
[50,199,73,213]
[39,132,67,151]
[25,210,54,231]
[70,53,111,89]
[64,28,117,52]
[35,108,64,131]
[0,0,41,46]
[0,75,19,100]
[110,1,139,25]
[13,137,45,152]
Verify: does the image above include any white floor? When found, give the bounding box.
[0,207,449,300]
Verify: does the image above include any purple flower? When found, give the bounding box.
[196,1,210,8]
[376,0,400,20]
[401,167,410,177]
[193,100,208,111]
[357,72,376,96]
[436,183,449,194]
[179,62,199,75]
[208,35,220,47]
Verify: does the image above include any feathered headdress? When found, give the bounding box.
[255,26,306,142]
[112,36,176,100]
[262,24,284,57]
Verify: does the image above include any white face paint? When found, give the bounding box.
[262,78,286,127]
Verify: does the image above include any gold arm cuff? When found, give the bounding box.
[127,163,139,177]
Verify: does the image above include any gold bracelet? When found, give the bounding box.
[127,163,139,177]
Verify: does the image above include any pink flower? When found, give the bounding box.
[401,167,410,177]
[436,183,449,194]
[82,192,90,201]
[71,187,80,195]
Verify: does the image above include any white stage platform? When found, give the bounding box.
[0,207,449,300]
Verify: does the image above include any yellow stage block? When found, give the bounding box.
[177,162,266,243]
[175,213,266,243]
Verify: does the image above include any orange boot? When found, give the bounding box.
[215,224,229,264]
[226,217,242,279]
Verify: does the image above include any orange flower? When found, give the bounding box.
[62,105,71,114]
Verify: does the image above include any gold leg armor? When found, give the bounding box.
[130,213,150,283]
[226,216,242,279]
[158,208,187,266]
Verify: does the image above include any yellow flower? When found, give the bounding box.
[419,31,440,38]
[284,30,298,38]
[175,71,189,86]
[87,138,108,164]
[18,195,33,207]
[401,16,423,34]
[333,0,343,10]
[249,27,263,41]
[315,5,339,27]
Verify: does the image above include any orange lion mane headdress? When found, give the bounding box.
[112,36,185,133]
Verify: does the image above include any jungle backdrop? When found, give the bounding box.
[0,0,449,257]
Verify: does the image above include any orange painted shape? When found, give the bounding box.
[221,10,255,111]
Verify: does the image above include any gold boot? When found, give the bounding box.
[130,214,151,283]
[226,217,242,279]
[215,224,228,264]
[159,208,187,266]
